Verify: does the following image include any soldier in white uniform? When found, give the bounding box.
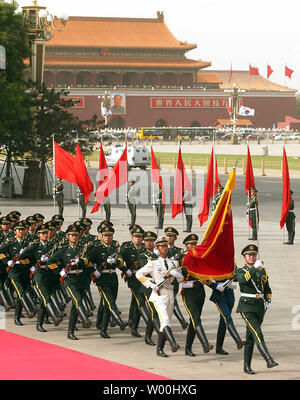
[136,236,184,357]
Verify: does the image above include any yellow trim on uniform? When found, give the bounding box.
[36,282,47,307]
[145,295,154,320]
[244,271,251,281]
[0,254,6,260]
[10,278,21,300]
[182,296,195,329]
[241,312,261,343]
[153,301,164,329]
[66,286,78,308]
[82,257,88,266]
[117,257,124,267]
[99,287,112,311]
[138,276,148,283]
[130,288,140,308]
[48,263,58,270]
[215,302,228,327]
[19,259,30,265]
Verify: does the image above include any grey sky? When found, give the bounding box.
[16,0,300,92]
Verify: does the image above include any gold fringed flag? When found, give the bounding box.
[183,168,236,280]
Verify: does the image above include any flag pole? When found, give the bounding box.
[76,135,80,219]
[53,135,56,215]
[151,138,157,232]
[125,134,128,226]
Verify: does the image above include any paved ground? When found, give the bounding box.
[1,190,300,380]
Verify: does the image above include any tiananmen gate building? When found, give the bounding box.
[32,11,297,129]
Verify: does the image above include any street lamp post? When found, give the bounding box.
[224,84,245,144]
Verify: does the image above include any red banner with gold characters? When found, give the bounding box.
[150,97,229,109]
[183,169,236,280]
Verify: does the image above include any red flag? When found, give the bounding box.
[249,65,259,75]
[280,147,291,229]
[285,65,294,79]
[244,145,255,196]
[183,169,236,280]
[95,142,128,206]
[53,140,76,184]
[171,147,192,218]
[91,141,109,213]
[73,142,93,203]
[151,146,166,211]
[267,65,274,79]
[198,147,215,226]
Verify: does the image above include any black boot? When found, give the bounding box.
[227,322,244,349]
[100,308,110,338]
[67,307,79,340]
[14,300,23,326]
[195,324,213,353]
[257,341,279,368]
[131,314,141,337]
[244,345,255,374]
[0,289,11,311]
[110,309,126,331]
[145,321,156,346]
[163,326,180,353]
[96,303,104,330]
[36,306,47,332]
[46,302,62,327]
[157,331,168,357]
[20,294,36,319]
[77,304,92,328]
[216,327,228,355]
[185,324,196,356]
[51,294,64,319]
[25,291,38,313]
[173,300,188,329]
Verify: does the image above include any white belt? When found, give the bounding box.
[249,208,256,210]
[39,265,48,269]
[241,292,263,299]
[158,284,174,290]
[68,269,83,274]
[101,270,116,274]
[289,210,295,213]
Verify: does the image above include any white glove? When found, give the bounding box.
[169,269,183,279]
[126,270,133,277]
[93,270,101,279]
[254,260,263,269]
[71,257,80,266]
[266,302,271,309]
[19,249,24,254]
[7,260,14,267]
[30,266,36,273]
[15,260,20,265]
[40,255,48,262]
[107,256,116,265]
[60,269,67,278]
[182,281,194,289]
[216,283,225,292]
[150,283,159,292]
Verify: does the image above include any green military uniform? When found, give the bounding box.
[236,244,278,374]
[52,214,66,241]
[247,189,259,240]
[0,216,14,244]
[180,234,213,354]
[127,180,137,226]
[86,225,126,338]
[54,179,64,217]
[19,224,63,331]
[47,225,94,340]
[212,184,223,212]
[183,188,193,232]
[284,191,295,245]
[153,186,164,230]
[77,189,87,219]
[120,226,146,337]
[0,220,37,323]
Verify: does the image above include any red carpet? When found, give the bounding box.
[0,330,169,380]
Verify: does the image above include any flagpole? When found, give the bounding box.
[179,138,185,232]
[76,135,80,219]
[53,135,56,215]
[125,134,128,226]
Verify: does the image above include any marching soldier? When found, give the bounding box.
[0,215,14,244]
[54,178,64,217]
[120,226,146,337]
[47,225,95,340]
[86,225,127,338]
[18,224,63,332]
[25,216,38,242]
[52,215,65,241]
[236,244,278,374]
[33,214,45,232]
[153,185,164,230]
[180,234,213,356]
[136,235,184,357]
[247,188,259,240]
[77,189,87,219]
[164,227,188,330]
[127,179,137,226]
[183,188,193,232]
[284,190,295,245]
[0,220,37,325]
[212,184,223,212]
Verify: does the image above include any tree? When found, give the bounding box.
[0,2,33,197]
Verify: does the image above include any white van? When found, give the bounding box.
[105,145,150,169]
